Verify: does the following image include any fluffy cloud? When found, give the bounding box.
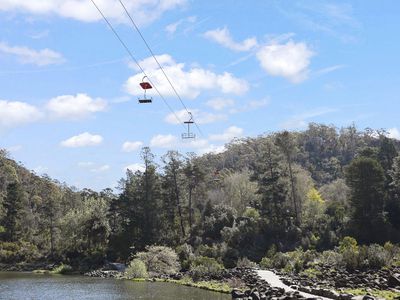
[206,98,235,111]
[388,128,400,140]
[46,93,106,120]
[256,39,314,83]
[165,16,197,35]
[60,132,103,147]
[204,27,258,52]
[124,163,145,173]
[0,42,65,66]
[122,141,143,152]
[0,0,186,26]
[0,100,42,129]
[209,126,244,142]
[125,54,248,99]
[91,164,110,172]
[150,134,178,148]
[165,109,227,125]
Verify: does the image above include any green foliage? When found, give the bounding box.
[135,245,180,276]
[0,241,40,263]
[51,264,73,274]
[236,257,257,268]
[190,256,225,281]
[125,258,148,278]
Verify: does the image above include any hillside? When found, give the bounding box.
[1,123,400,269]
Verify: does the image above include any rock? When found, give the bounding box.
[362,296,375,300]
[388,274,400,288]
[232,289,245,299]
[338,293,353,300]
[250,290,261,300]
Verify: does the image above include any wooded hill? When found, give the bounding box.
[1,123,400,269]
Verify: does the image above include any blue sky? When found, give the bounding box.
[0,0,399,191]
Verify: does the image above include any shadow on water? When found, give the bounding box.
[0,272,231,300]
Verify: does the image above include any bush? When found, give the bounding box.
[135,245,180,276]
[190,256,224,281]
[339,236,360,270]
[51,264,73,274]
[0,241,40,263]
[176,243,194,271]
[365,244,391,269]
[236,257,257,268]
[125,258,148,278]
[259,257,272,269]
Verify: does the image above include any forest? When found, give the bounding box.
[1,123,400,270]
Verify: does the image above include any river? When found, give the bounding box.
[0,272,231,300]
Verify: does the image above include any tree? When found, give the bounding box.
[162,151,186,239]
[2,182,24,241]
[276,131,300,224]
[346,157,387,243]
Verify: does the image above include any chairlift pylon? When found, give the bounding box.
[182,112,196,139]
[138,76,152,104]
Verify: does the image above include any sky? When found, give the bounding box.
[0,0,399,191]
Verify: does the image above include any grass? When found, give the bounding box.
[130,276,233,293]
[343,288,400,300]
[299,267,323,279]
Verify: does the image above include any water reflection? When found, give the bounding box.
[0,272,230,300]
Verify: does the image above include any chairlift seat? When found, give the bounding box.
[138,98,152,103]
[140,82,152,89]
[182,132,196,139]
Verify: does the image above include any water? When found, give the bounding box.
[0,272,231,300]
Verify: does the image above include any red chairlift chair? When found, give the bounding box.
[138,76,152,104]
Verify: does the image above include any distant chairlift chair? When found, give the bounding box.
[182,112,196,139]
[138,76,152,103]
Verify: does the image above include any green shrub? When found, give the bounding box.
[259,257,272,269]
[51,264,73,274]
[0,241,40,263]
[339,236,360,270]
[125,258,148,278]
[136,245,180,276]
[190,256,224,281]
[366,244,391,269]
[236,257,257,268]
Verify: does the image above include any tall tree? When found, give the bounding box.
[346,157,387,243]
[2,182,24,241]
[275,131,300,224]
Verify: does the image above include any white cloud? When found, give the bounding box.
[46,93,107,120]
[125,54,248,99]
[60,132,103,148]
[150,134,178,148]
[165,109,227,125]
[206,98,235,111]
[78,161,95,167]
[388,128,400,140]
[165,16,196,35]
[229,98,269,114]
[91,164,110,172]
[0,100,42,130]
[209,126,244,142]
[197,144,226,155]
[0,0,187,26]
[122,141,143,152]
[124,163,145,173]
[0,42,65,66]
[204,27,258,52]
[281,108,337,129]
[256,39,314,83]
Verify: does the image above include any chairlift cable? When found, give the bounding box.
[90,0,185,130]
[118,0,205,138]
